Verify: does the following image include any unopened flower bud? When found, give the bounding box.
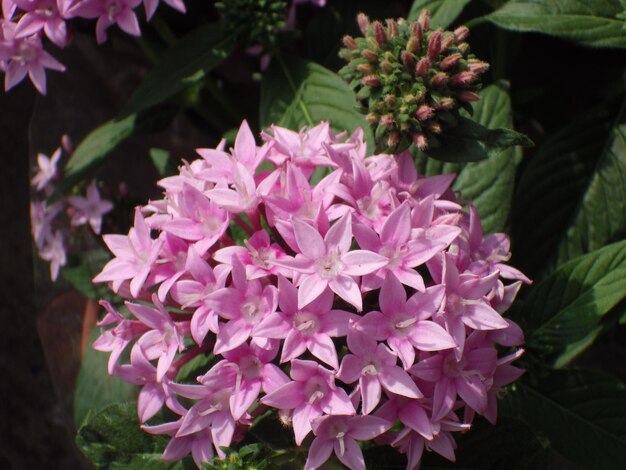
[431,71,448,88]
[406,36,419,54]
[381,114,395,127]
[362,74,381,87]
[427,121,442,134]
[61,134,74,154]
[386,18,398,38]
[467,59,490,74]
[427,31,442,60]
[357,63,374,74]
[366,112,379,123]
[404,94,416,104]
[342,35,357,50]
[416,104,434,121]
[387,130,400,148]
[380,60,393,74]
[457,90,480,102]
[436,96,455,110]
[373,21,387,47]
[361,49,378,61]
[415,57,431,77]
[454,25,469,42]
[411,21,423,44]
[357,13,370,35]
[441,33,456,50]
[450,71,477,87]
[457,42,469,53]
[412,132,428,150]
[384,94,396,106]
[401,50,415,68]
[440,52,462,71]
[418,9,430,31]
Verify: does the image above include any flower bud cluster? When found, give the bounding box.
[93,120,528,469]
[339,10,489,153]
[216,0,288,48]
[30,135,113,280]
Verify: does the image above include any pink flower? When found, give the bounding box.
[13,0,72,48]
[142,0,185,21]
[261,359,355,444]
[0,20,65,94]
[304,414,391,470]
[39,229,66,280]
[31,147,61,191]
[271,214,387,310]
[254,275,357,369]
[70,0,142,44]
[68,181,114,233]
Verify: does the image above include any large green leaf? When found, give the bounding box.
[511,240,626,365]
[74,327,137,428]
[502,369,626,469]
[556,124,626,264]
[408,0,472,28]
[487,0,626,49]
[76,403,177,469]
[260,54,374,151]
[413,82,520,234]
[121,24,235,116]
[512,110,623,276]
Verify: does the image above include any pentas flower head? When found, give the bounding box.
[92,120,527,469]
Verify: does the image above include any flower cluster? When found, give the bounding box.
[93,120,529,469]
[0,0,185,94]
[30,135,113,280]
[339,10,489,153]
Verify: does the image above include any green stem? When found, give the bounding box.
[150,14,178,47]
[134,37,160,64]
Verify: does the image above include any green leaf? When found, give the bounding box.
[74,327,137,428]
[408,0,472,28]
[424,116,533,163]
[512,109,624,276]
[62,249,111,299]
[121,24,235,116]
[260,53,374,151]
[150,148,179,177]
[511,240,626,364]
[76,403,172,469]
[487,0,626,49]
[556,124,626,264]
[502,369,626,469]
[413,82,521,233]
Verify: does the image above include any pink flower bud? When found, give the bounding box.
[416,105,434,121]
[342,35,357,50]
[411,21,423,43]
[401,50,415,68]
[373,21,387,47]
[427,31,442,60]
[454,25,470,42]
[431,72,448,88]
[467,59,490,74]
[384,94,396,106]
[412,132,428,150]
[418,9,430,31]
[357,13,370,35]
[450,71,477,87]
[406,36,420,54]
[386,18,398,38]
[380,114,395,127]
[361,49,378,61]
[362,74,381,87]
[415,57,431,77]
[457,90,480,102]
[441,33,456,50]
[61,134,74,154]
[440,52,462,71]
